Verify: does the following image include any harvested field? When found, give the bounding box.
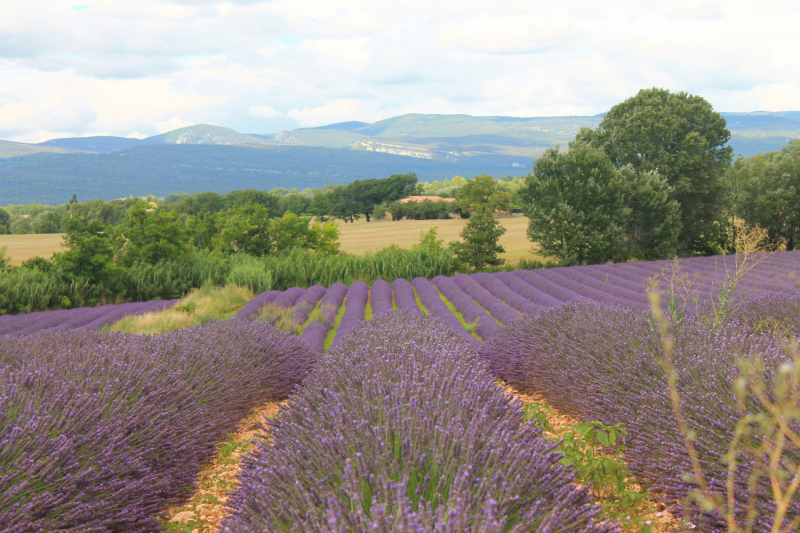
[0,233,64,264]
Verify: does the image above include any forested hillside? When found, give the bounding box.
[0,145,528,205]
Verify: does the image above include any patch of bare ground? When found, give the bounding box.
[502,383,681,533]
[163,401,281,533]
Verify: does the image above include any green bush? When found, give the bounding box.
[0,267,97,314]
[123,250,229,301]
[226,246,454,293]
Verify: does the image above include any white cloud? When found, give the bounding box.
[0,0,799,142]
[154,116,195,133]
[287,99,378,127]
[437,5,573,54]
[248,105,282,119]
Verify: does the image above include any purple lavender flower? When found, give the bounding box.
[432,275,500,339]
[0,320,316,532]
[330,281,369,350]
[480,298,800,531]
[369,279,393,317]
[223,312,613,533]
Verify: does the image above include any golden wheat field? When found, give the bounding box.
[336,215,542,263]
[0,233,65,265]
[0,215,542,264]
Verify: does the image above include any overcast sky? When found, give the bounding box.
[1,0,799,143]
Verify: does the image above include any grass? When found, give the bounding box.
[0,233,64,265]
[412,288,428,314]
[322,296,348,353]
[110,284,254,334]
[364,291,374,321]
[434,287,483,342]
[523,402,666,533]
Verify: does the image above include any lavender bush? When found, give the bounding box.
[480,300,800,531]
[391,278,420,312]
[224,312,613,533]
[233,290,280,321]
[0,299,177,336]
[734,293,800,336]
[291,285,327,325]
[474,272,544,313]
[0,320,315,532]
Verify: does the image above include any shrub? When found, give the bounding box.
[0,320,315,531]
[0,266,98,314]
[123,249,229,301]
[223,312,612,532]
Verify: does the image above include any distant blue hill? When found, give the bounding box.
[38,136,147,153]
[2,111,799,205]
[0,144,532,205]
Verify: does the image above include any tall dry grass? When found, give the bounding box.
[110,284,254,334]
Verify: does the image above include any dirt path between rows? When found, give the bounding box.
[164,401,282,532]
[502,382,681,533]
[166,383,680,533]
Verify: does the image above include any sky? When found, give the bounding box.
[1,0,799,143]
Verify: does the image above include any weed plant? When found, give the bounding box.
[524,403,657,532]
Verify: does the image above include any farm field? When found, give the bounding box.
[336,214,543,263]
[0,233,64,264]
[2,250,800,531]
[0,214,542,265]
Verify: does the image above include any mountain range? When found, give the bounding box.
[2,112,799,205]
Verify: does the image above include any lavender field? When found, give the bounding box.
[2,251,800,531]
[3,251,798,343]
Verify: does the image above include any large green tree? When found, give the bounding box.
[576,88,732,253]
[521,144,681,265]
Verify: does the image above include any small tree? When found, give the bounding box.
[450,207,506,270]
[413,227,445,252]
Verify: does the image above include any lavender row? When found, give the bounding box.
[291,285,327,325]
[0,299,177,336]
[224,312,612,532]
[411,276,480,347]
[369,279,393,317]
[479,298,800,531]
[452,273,521,325]
[432,275,500,339]
[329,281,369,350]
[233,290,280,321]
[300,282,347,353]
[0,321,316,532]
[474,272,544,313]
[391,277,420,312]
